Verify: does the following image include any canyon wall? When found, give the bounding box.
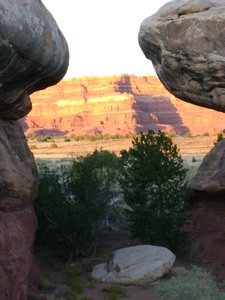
[24,74,225,136]
[22,75,225,135]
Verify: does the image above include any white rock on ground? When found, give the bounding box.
[91,245,175,285]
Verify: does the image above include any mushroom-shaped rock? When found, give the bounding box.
[91,245,175,285]
[188,139,225,193]
[0,0,69,299]
[0,0,69,120]
[138,0,225,112]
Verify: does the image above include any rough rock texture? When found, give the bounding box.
[0,0,69,299]
[138,0,225,271]
[186,193,225,277]
[0,120,38,300]
[22,75,225,136]
[188,140,225,192]
[0,0,69,120]
[138,0,225,112]
[91,245,175,285]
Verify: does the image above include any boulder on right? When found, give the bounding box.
[188,139,225,192]
[138,0,225,112]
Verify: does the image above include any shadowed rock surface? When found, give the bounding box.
[138,0,225,112]
[0,0,69,299]
[186,193,225,278]
[0,0,69,120]
[188,139,225,192]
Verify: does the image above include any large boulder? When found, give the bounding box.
[138,0,225,112]
[0,0,69,299]
[0,0,69,120]
[188,139,225,192]
[0,120,38,300]
[185,193,225,277]
[91,245,175,285]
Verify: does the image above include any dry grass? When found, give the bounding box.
[29,135,216,159]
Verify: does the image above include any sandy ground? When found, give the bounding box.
[29,135,215,159]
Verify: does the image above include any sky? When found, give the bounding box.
[42,0,169,78]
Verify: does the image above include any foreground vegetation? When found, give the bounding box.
[120,131,188,252]
[35,149,122,259]
[155,266,225,300]
[35,131,188,259]
[33,130,225,299]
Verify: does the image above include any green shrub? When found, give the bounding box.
[64,138,71,142]
[34,166,70,256]
[155,266,225,300]
[184,132,192,138]
[35,150,122,259]
[29,144,37,149]
[120,130,188,252]
[215,133,224,145]
[65,149,122,256]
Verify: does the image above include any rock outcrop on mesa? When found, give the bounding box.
[23,75,225,137]
[0,0,69,299]
[138,0,225,112]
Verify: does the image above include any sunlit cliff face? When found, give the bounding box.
[21,74,225,137]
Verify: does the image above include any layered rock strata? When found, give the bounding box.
[0,0,69,299]
[23,75,225,136]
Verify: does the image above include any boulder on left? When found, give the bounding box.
[0,0,69,299]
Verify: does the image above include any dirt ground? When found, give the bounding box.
[29,135,216,159]
[30,228,165,299]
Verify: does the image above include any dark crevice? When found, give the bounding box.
[177,6,211,18]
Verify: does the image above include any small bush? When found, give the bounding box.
[29,144,37,150]
[64,138,71,142]
[120,130,188,253]
[215,133,224,145]
[192,157,197,162]
[35,135,50,142]
[184,132,192,138]
[155,266,225,300]
[202,132,209,136]
[50,143,58,148]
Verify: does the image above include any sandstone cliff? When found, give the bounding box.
[24,74,225,136]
